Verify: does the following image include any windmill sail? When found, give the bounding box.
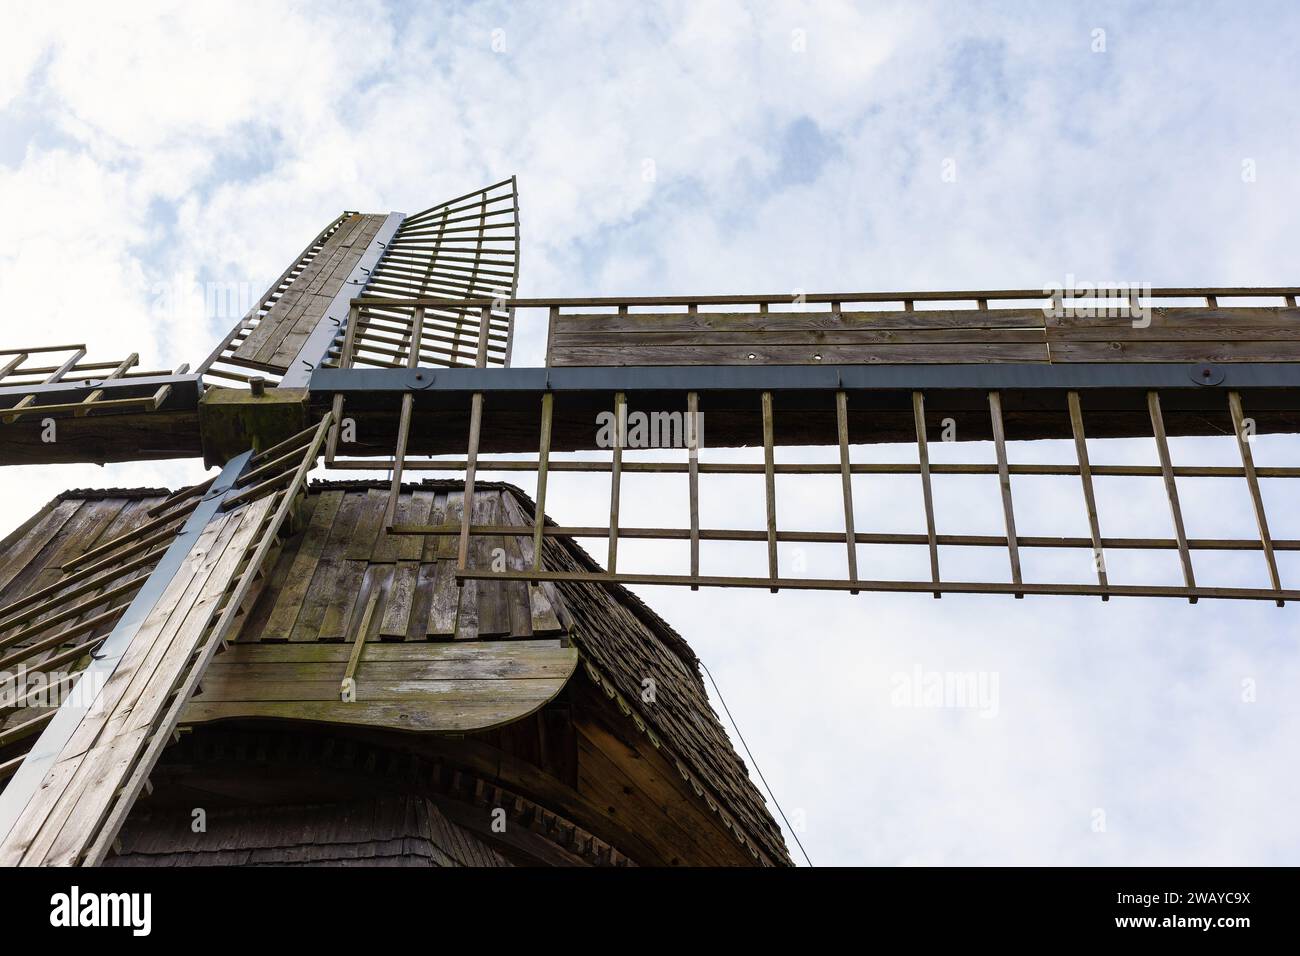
[199,177,519,389]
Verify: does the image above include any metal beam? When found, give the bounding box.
[0,373,201,410]
[311,362,1300,395]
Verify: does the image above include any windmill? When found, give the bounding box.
[0,176,1296,865]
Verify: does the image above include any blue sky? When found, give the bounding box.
[3,0,1300,865]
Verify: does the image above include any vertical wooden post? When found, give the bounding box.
[836,391,859,593]
[1148,391,1197,603]
[911,391,941,598]
[1067,391,1109,600]
[687,391,700,591]
[988,392,1023,598]
[457,392,484,581]
[532,392,553,582]
[385,306,425,529]
[608,392,624,573]
[1228,391,1283,606]
[762,391,778,593]
[545,306,559,368]
[476,305,491,368]
[327,303,362,464]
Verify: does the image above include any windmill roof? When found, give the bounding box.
[11,481,791,865]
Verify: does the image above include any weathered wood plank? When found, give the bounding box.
[551,328,1049,347]
[183,697,563,733]
[0,499,83,595]
[1050,341,1300,363]
[261,490,343,639]
[194,676,567,703]
[1046,306,1300,330]
[426,561,460,638]
[201,636,570,665]
[555,308,1050,332]
[288,491,366,641]
[379,560,419,639]
[551,343,1050,366]
[1148,391,1197,603]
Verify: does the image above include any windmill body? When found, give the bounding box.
[0,179,1296,865]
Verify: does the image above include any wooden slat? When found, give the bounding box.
[988,392,1023,598]
[466,566,1300,602]
[1067,392,1109,600]
[1148,391,1197,603]
[911,392,941,598]
[457,393,485,574]
[550,342,1049,367]
[761,392,779,592]
[1046,305,1300,331]
[384,305,425,527]
[0,499,83,595]
[289,491,366,642]
[836,391,859,594]
[532,392,553,578]
[1050,341,1300,363]
[379,561,419,639]
[687,391,700,591]
[260,491,343,640]
[608,392,624,573]
[554,308,1049,333]
[1228,391,1283,605]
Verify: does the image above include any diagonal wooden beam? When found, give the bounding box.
[1148,391,1197,603]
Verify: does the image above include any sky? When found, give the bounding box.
[2,0,1300,865]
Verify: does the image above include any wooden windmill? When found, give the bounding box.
[0,175,1297,866]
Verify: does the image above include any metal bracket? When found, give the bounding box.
[1189,364,1225,386]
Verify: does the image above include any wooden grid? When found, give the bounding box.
[0,346,187,423]
[328,178,519,372]
[314,286,1300,602]
[342,385,1300,604]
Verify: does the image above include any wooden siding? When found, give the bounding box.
[547,306,1300,366]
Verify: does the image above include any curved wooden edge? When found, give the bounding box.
[183,638,578,735]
